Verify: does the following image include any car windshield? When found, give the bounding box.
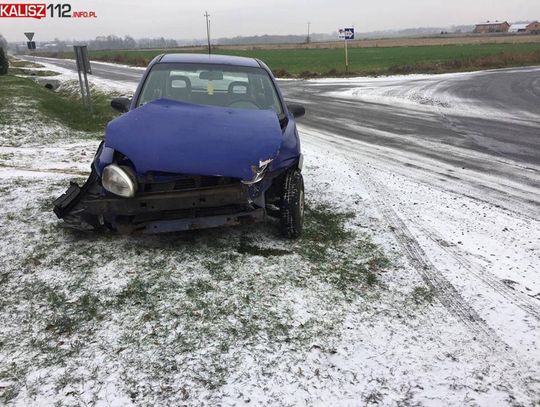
[137,62,283,115]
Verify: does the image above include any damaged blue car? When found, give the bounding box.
[53,54,306,238]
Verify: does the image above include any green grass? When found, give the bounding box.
[0,74,118,132]
[44,42,540,76]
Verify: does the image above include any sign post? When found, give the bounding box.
[24,32,36,62]
[338,28,355,73]
[73,45,93,113]
[345,38,348,73]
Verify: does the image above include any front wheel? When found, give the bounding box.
[279,168,304,239]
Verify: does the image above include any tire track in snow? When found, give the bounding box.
[404,218,540,321]
[358,171,508,349]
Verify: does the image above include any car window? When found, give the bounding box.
[137,62,283,115]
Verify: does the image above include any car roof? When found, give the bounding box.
[158,53,261,68]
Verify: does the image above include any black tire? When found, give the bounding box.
[279,168,304,239]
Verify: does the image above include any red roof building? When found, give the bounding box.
[526,21,540,34]
[474,21,510,33]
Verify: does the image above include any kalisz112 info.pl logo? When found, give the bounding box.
[0,3,97,19]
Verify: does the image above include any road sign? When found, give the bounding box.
[24,32,35,41]
[27,41,36,50]
[74,45,93,113]
[74,45,92,74]
[338,28,355,40]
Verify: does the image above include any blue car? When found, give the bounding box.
[54,54,306,238]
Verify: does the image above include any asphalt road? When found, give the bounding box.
[28,56,540,216]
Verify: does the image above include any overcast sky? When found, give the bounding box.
[2,0,540,42]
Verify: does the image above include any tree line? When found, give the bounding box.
[1,34,179,53]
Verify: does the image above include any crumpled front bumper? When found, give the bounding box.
[53,169,265,234]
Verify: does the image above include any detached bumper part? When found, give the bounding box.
[53,168,99,219]
[53,182,82,219]
[53,169,106,231]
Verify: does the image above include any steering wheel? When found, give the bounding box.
[227,100,261,109]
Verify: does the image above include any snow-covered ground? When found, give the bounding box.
[1,65,539,406]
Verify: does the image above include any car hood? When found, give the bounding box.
[104,99,283,180]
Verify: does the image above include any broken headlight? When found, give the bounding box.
[102,164,137,198]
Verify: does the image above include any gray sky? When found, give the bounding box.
[2,0,540,42]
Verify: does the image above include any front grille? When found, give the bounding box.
[173,178,197,190]
[141,175,239,194]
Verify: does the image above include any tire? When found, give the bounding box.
[279,168,304,239]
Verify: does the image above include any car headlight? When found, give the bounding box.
[242,159,273,185]
[102,164,137,197]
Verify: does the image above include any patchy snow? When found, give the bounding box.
[1,68,539,406]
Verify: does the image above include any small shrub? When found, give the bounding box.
[299,70,319,78]
[272,68,290,78]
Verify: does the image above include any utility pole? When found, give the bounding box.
[307,22,311,43]
[204,11,211,55]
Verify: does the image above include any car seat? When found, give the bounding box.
[168,75,192,102]
[227,81,250,103]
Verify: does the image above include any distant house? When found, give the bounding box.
[509,23,529,33]
[473,21,510,33]
[526,21,540,34]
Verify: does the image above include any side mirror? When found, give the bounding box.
[287,103,305,119]
[111,97,131,113]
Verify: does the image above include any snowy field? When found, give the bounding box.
[0,64,539,405]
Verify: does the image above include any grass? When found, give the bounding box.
[412,286,435,305]
[0,74,118,133]
[41,42,540,76]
